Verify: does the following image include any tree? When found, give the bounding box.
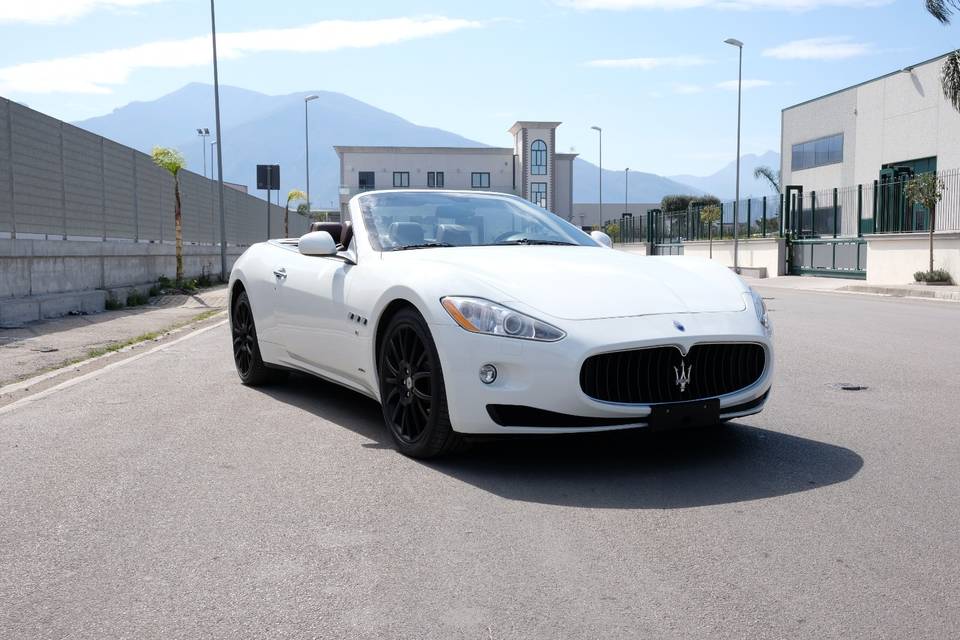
[151,147,186,282]
[753,165,781,194]
[285,189,307,237]
[700,205,722,259]
[661,194,695,212]
[903,171,947,275]
[924,0,960,111]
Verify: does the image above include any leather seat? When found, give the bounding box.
[388,222,424,246]
[309,222,342,244]
[436,223,472,246]
[339,221,354,249]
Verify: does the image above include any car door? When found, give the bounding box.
[272,250,359,383]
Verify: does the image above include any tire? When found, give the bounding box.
[377,308,464,458]
[231,289,285,386]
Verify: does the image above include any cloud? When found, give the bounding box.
[715,79,775,90]
[0,0,163,24]
[762,36,874,60]
[0,17,484,94]
[672,83,705,94]
[585,55,711,69]
[561,0,891,10]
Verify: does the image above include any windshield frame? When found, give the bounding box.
[355,190,600,252]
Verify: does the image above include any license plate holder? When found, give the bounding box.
[648,399,720,430]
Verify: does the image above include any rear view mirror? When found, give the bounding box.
[298,231,338,256]
[590,230,613,248]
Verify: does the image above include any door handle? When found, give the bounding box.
[273,267,287,279]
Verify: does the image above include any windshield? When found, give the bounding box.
[357,191,598,251]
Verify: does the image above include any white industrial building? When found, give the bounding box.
[336,121,576,219]
[780,52,960,193]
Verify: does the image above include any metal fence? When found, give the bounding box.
[0,97,311,245]
[635,167,960,246]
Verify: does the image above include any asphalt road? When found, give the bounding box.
[1,287,959,639]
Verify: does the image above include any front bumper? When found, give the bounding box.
[431,310,773,435]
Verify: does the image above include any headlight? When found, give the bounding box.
[749,289,771,332]
[440,296,565,341]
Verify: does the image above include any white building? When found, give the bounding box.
[780,51,960,193]
[335,121,576,219]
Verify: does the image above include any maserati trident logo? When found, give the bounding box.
[674,360,692,392]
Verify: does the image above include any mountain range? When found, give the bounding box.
[74,83,779,206]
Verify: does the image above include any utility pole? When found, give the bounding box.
[211,0,228,280]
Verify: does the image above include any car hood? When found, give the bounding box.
[387,246,747,321]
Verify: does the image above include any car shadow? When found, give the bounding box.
[259,373,864,510]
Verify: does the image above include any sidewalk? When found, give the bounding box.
[0,286,228,388]
[751,275,960,301]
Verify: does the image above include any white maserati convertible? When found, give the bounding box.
[228,190,773,457]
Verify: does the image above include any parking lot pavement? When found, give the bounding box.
[1,287,959,639]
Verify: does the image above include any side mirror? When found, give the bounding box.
[590,230,613,248]
[298,231,338,256]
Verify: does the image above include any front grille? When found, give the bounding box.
[580,343,766,404]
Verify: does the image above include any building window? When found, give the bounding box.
[791,133,843,171]
[393,171,410,188]
[471,172,490,188]
[531,182,547,208]
[358,171,375,190]
[531,139,547,175]
[427,171,445,188]
[436,171,444,188]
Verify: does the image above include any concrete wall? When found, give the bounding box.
[782,54,960,193]
[682,238,786,276]
[865,232,960,284]
[0,238,245,299]
[0,96,310,245]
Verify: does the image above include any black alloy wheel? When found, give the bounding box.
[377,308,463,458]
[231,289,283,386]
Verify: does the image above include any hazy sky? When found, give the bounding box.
[1,0,957,175]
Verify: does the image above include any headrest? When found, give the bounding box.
[436,224,472,246]
[388,222,424,247]
[309,222,342,243]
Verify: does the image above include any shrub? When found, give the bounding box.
[126,289,149,306]
[105,297,124,311]
[914,269,953,283]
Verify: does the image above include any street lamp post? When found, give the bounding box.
[624,167,629,214]
[210,0,227,280]
[210,140,217,180]
[591,125,602,229]
[196,128,210,178]
[304,95,319,212]
[725,37,744,274]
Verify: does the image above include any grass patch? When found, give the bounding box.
[84,308,225,359]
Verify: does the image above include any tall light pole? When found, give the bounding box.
[304,94,319,212]
[196,128,210,177]
[591,125,602,229]
[624,167,629,214]
[725,37,743,274]
[210,0,227,280]
[210,140,217,180]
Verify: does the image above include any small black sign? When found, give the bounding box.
[256,164,280,190]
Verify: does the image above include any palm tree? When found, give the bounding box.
[285,189,307,237]
[151,147,186,282]
[700,205,722,258]
[753,165,781,195]
[924,0,960,111]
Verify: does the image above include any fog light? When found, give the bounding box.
[479,364,498,384]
